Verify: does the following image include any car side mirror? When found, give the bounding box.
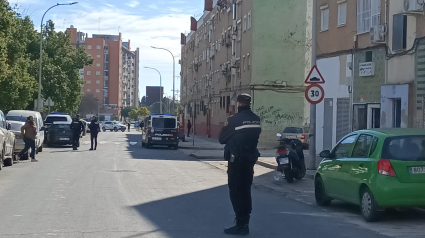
[319,150,331,158]
[7,123,11,130]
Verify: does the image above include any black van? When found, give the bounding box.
[141,114,179,149]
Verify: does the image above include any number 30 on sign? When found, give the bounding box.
[305,84,325,104]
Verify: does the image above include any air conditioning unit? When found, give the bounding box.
[404,0,424,13]
[370,25,386,43]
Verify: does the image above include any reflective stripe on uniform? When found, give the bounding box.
[235,124,261,131]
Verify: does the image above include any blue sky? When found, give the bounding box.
[10,0,204,101]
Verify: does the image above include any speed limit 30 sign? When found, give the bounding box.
[305,84,325,104]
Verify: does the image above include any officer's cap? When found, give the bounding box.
[237,93,251,104]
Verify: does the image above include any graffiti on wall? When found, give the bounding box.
[255,106,304,128]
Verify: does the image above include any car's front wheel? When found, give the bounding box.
[114,127,118,132]
[315,177,332,206]
[361,187,381,222]
[102,127,106,132]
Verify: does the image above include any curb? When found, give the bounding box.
[180,147,224,151]
[190,154,315,180]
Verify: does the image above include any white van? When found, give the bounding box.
[6,110,45,153]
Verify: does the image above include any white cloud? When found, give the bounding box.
[147,4,158,9]
[126,1,139,8]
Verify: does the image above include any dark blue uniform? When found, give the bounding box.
[219,104,261,229]
[70,118,84,150]
[89,119,100,150]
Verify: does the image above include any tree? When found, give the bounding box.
[128,107,150,121]
[121,106,137,118]
[147,101,166,114]
[27,20,93,114]
[78,94,99,118]
[141,96,147,107]
[0,2,38,111]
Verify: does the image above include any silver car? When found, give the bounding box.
[281,127,310,149]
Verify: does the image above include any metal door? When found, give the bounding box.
[323,98,333,151]
[336,98,350,142]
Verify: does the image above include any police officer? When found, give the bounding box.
[70,114,84,150]
[89,116,100,150]
[219,93,261,236]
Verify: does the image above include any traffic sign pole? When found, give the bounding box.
[309,0,317,170]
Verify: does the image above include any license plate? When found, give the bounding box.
[59,138,69,141]
[152,137,162,141]
[286,135,296,139]
[279,158,289,165]
[409,167,425,174]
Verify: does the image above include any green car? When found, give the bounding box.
[314,128,425,222]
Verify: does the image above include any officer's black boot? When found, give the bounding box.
[224,217,249,236]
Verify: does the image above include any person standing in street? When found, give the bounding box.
[219,94,261,236]
[19,116,38,162]
[127,122,131,132]
[187,119,192,137]
[70,114,84,150]
[89,116,100,150]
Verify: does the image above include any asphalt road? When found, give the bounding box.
[0,132,388,238]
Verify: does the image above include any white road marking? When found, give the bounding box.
[130,142,137,145]
[99,141,107,144]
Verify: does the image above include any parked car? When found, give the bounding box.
[8,121,27,160]
[281,127,309,149]
[315,128,425,222]
[102,121,126,132]
[0,111,15,169]
[141,114,179,149]
[84,119,91,133]
[45,121,74,146]
[44,114,72,143]
[6,110,44,154]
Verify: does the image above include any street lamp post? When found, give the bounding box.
[151,46,175,115]
[144,67,162,114]
[38,2,78,112]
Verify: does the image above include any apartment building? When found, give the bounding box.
[180,0,313,144]
[67,27,140,120]
[315,0,425,152]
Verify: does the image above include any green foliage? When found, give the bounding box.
[128,107,150,120]
[121,106,137,118]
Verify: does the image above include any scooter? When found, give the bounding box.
[274,133,306,183]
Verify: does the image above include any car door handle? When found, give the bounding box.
[359,162,364,167]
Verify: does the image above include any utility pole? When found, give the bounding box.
[308,0,317,170]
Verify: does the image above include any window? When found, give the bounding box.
[352,134,377,158]
[96,71,100,75]
[247,11,252,29]
[88,45,92,49]
[383,136,425,161]
[87,89,91,92]
[96,80,100,84]
[332,135,357,159]
[243,15,247,32]
[86,80,91,84]
[97,55,101,58]
[96,63,100,67]
[243,55,246,71]
[96,89,100,93]
[338,1,347,26]
[96,45,101,49]
[321,5,329,31]
[247,53,251,69]
[365,51,373,62]
[392,14,407,51]
[237,21,242,41]
[357,0,381,34]
[87,71,91,75]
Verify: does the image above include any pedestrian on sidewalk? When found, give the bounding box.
[89,116,100,150]
[187,119,192,137]
[70,114,84,150]
[219,93,261,236]
[19,116,38,162]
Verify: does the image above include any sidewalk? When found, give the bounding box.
[179,135,276,150]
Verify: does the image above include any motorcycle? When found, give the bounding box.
[274,133,306,183]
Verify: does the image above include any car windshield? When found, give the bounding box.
[50,124,71,130]
[45,116,68,124]
[383,136,425,161]
[10,123,24,131]
[6,116,27,122]
[152,118,176,129]
[283,127,303,134]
